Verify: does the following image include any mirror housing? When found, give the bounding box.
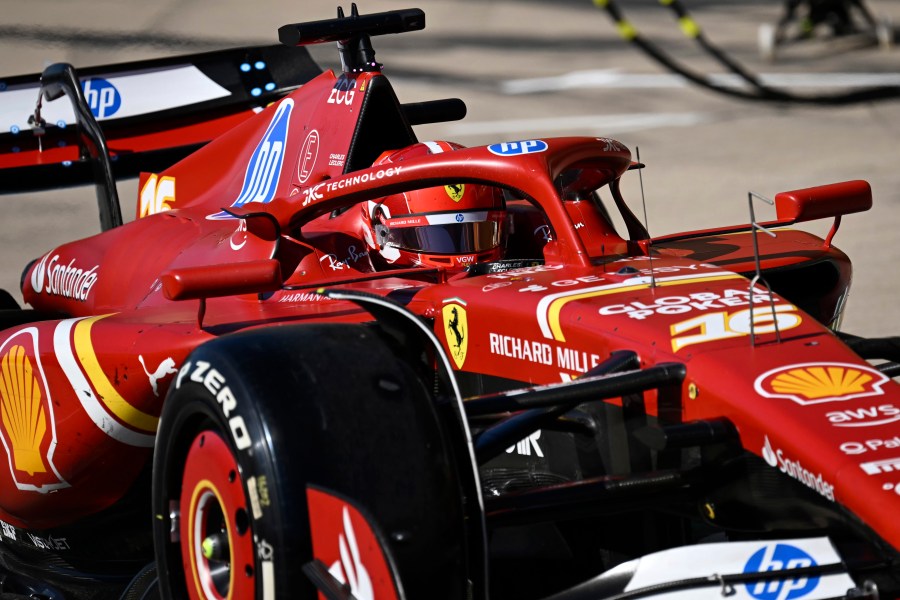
[161,259,282,301]
[775,180,872,223]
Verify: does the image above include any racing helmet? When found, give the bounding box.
[362,141,506,271]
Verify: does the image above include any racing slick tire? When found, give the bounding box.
[152,323,470,600]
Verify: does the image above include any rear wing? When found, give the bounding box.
[0,43,321,193]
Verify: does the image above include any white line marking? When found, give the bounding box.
[53,318,155,448]
[446,112,707,136]
[502,69,900,94]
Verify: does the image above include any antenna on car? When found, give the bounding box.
[747,191,781,346]
[635,146,655,288]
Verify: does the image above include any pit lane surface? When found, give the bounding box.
[0,0,898,337]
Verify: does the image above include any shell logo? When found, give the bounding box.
[0,345,47,476]
[0,329,68,492]
[755,362,890,405]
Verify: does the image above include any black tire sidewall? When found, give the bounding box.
[152,352,310,600]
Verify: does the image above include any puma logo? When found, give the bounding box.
[138,355,177,397]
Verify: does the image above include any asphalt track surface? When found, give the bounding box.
[0,0,899,337]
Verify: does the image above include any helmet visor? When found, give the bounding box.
[383,211,503,254]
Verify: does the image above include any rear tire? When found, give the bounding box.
[0,289,19,310]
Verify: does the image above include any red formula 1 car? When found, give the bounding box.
[0,6,898,600]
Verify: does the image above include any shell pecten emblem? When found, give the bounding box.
[0,328,68,492]
[755,362,890,405]
[0,345,47,476]
[442,299,468,369]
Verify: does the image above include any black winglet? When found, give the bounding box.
[279,6,424,72]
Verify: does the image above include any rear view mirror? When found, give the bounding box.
[774,180,872,223]
[161,259,282,301]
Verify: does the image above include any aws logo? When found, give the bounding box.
[0,329,68,493]
[442,299,468,369]
[209,98,294,220]
[755,362,889,405]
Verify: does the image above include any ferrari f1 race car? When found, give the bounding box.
[0,6,898,600]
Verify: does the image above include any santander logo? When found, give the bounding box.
[762,436,835,501]
[30,253,99,302]
[328,506,373,600]
[306,487,397,600]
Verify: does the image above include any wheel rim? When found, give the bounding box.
[180,430,255,600]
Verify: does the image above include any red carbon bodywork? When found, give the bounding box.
[1,60,897,562]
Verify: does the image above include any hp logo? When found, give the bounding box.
[81,78,121,119]
[487,140,548,156]
[209,98,293,220]
[743,543,819,600]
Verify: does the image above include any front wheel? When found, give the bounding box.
[178,429,256,599]
[152,378,296,600]
[152,323,472,600]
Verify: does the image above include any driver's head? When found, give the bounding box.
[362,141,506,271]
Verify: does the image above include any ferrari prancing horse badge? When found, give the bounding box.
[442,301,468,369]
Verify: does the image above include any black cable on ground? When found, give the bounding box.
[659,0,777,93]
[594,0,900,105]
